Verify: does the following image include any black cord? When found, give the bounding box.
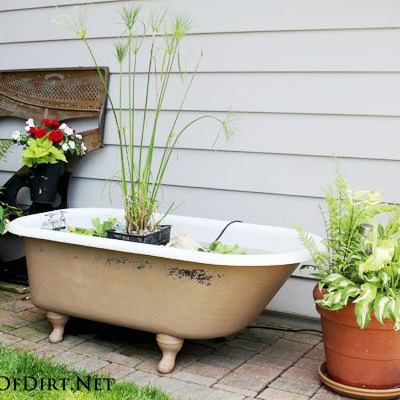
[213,220,243,242]
[212,221,321,335]
[248,325,322,335]
[213,222,322,336]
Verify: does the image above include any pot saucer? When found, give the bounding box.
[318,362,400,400]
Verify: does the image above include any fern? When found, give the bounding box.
[0,140,13,162]
[295,226,329,272]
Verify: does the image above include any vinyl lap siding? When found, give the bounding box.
[1,0,400,318]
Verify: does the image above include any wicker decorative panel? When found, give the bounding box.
[0,67,110,216]
[0,67,109,153]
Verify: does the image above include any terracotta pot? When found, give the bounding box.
[314,286,400,389]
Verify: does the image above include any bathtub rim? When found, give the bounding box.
[8,207,318,267]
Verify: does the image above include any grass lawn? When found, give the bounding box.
[0,347,176,400]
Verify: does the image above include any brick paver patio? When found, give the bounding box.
[0,288,355,399]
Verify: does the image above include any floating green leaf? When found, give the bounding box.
[68,217,117,238]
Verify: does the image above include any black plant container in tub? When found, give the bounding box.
[106,225,171,245]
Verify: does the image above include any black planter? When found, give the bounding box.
[30,162,64,204]
[106,225,171,245]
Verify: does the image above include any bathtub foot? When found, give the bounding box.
[47,311,69,344]
[156,334,184,374]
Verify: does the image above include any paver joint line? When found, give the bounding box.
[0,289,325,399]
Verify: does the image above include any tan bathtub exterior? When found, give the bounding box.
[10,208,314,373]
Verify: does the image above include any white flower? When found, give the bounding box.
[75,134,82,140]
[68,140,76,149]
[25,118,35,127]
[81,143,87,154]
[12,130,21,141]
[62,143,69,151]
[65,127,74,136]
[59,123,67,130]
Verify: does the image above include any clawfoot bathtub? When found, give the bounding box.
[9,208,314,373]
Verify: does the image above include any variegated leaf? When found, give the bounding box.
[353,283,377,304]
[373,294,391,324]
[359,240,395,273]
[355,298,373,329]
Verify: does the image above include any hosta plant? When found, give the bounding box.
[297,168,400,330]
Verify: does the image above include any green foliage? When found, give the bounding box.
[297,166,400,330]
[0,139,13,161]
[0,207,7,235]
[199,241,246,254]
[22,137,67,167]
[0,202,22,235]
[0,346,174,399]
[0,139,22,234]
[68,218,117,237]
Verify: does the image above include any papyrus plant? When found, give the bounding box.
[297,167,400,330]
[69,4,230,234]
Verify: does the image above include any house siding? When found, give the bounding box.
[1,0,400,318]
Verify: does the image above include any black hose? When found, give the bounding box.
[213,220,243,242]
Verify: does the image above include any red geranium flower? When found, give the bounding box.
[30,127,47,139]
[42,118,52,128]
[36,128,48,138]
[51,119,60,128]
[48,129,63,143]
[43,118,60,129]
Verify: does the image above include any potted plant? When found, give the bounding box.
[297,167,400,398]
[11,118,86,203]
[65,4,231,244]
